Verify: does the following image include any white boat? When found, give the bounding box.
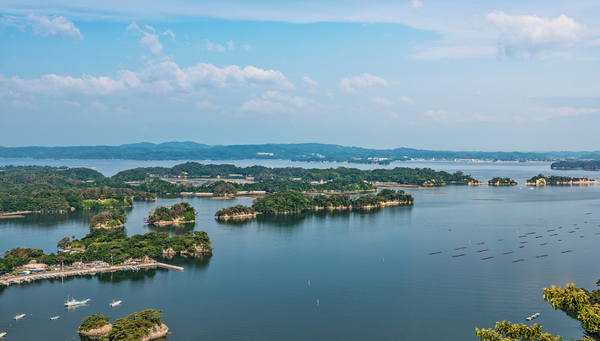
[50,316,60,320]
[14,314,25,320]
[110,300,122,307]
[64,297,90,307]
[0,332,6,337]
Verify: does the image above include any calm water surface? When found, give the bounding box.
[1,160,599,340]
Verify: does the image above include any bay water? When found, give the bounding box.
[1,159,599,340]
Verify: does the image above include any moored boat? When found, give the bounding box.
[64,297,90,307]
[50,316,60,320]
[0,332,6,337]
[14,314,25,320]
[110,300,122,307]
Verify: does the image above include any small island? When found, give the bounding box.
[216,189,413,219]
[525,174,598,186]
[78,313,112,338]
[79,310,168,341]
[467,179,485,186]
[146,202,197,225]
[488,177,517,186]
[90,210,128,229]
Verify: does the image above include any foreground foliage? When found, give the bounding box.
[475,320,593,341]
[543,283,600,335]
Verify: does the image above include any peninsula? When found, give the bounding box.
[0,229,212,275]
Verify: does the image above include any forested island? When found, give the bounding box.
[79,309,168,341]
[145,202,197,225]
[90,210,128,229]
[0,163,521,215]
[216,189,413,219]
[525,174,598,186]
[0,166,155,214]
[488,177,517,186]
[551,160,600,171]
[0,229,212,275]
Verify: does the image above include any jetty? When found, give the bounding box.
[0,261,184,286]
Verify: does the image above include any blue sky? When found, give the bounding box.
[1,0,599,151]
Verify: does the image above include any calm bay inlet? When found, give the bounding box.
[1,159,600,340]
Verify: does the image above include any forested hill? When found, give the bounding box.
[0,142,592,162]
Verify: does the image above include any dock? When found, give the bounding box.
[0,261,184,286]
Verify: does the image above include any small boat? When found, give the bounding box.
[50,316,60,320]
[0,332,6,337]
[14,314,25,320]
[110,300,122,307]
[525,317,532,321]
[64,297,90,307]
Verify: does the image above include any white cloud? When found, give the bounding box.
[91,101,108,111]
[240,99,294,114]
[372,96,393,106]
[325,90,333,98]
[228,40,234,50]
[115,106,130,113]
[27,14,83,41]
[340,73,387,93]
[140,32,163,55]
[144,24,155,32]
[409,1,423,9]
[243,44,251,51]
[0,60,295,96]
[196,100,218,109]
[10,99,37,109]
[53,100,80,106]
[126,22,139,31]
[302,76,319,87]
[216,44,225,52]
[162,29,175,41]
[399,96,415,105]
[487,12,587,59]
[264,91,313,108]
[206,39,214,51]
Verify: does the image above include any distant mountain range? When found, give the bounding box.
[0,142,598,162]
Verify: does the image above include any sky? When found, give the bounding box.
[0,0,599,151]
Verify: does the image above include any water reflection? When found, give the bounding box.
[145,222,196,234]
[159,254,212,269]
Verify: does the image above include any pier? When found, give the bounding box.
[0,261,184,286]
